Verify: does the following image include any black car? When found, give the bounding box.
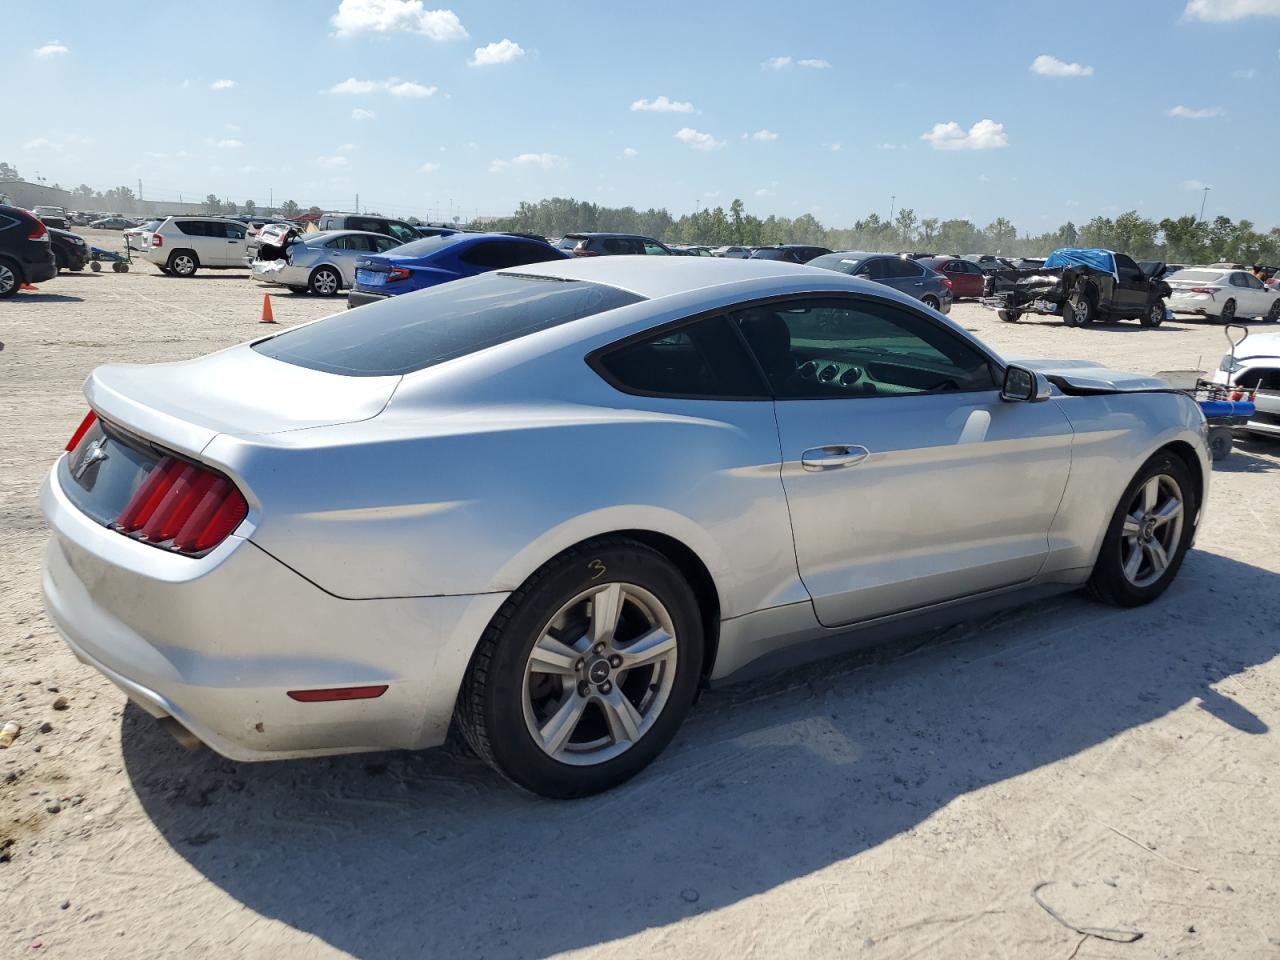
[556,233,674,256]
[0,203,57,297]
[749,244,832,264]
[49,227,89,272]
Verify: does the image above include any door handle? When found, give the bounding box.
[801,445,870,471]
[912,281,924,286]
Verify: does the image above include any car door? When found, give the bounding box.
[180,221,223,266]
[955,260,985,298]
[879,257,927,298]
[1111,253,1150,315]
[730,295,1074,626]
[1231,272,1267,316]
[220,221,247,267]
[324,234,373,285]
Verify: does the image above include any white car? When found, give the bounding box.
[712,245,752,259]
[1166,267,1280,323]
[250,229,403,296]
[1213,330,1280,439]
[125,219,163,253]
[143,216,251,277]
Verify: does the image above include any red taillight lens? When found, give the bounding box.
[65,411,98,452]
[1189,287,1218,294]
[573,249,599,257]
[940,277,953,290]
[151,234,163,248]
[115,456,248,555]
[387,266,411,282]
[27,221,48,241]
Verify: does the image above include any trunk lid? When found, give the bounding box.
[85,344,401,457]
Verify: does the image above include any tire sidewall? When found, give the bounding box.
[167,251,197,277]
[1091,452,1196,606]
[310,267,341,296]
[0,258,20,298]
[479,542,704,797]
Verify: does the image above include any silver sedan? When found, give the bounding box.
[251,229,404,296]
[42,257,1210,797]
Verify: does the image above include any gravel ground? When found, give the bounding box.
[3,235,1280,959]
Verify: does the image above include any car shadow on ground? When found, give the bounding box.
[148,273,253,281]
[15,293,85,303]
[1217,439,1280,473]
[122,548,1280,959]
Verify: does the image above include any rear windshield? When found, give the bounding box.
[1168,269,1224,283]
[253,272,645,376]
[750,248,788,260]
[807,253,865,274]
[380,234,468,258]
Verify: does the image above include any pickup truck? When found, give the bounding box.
[982,247,1172,328]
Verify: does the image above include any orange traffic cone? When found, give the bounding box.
[21,284,39,291]
[259,294,276,324]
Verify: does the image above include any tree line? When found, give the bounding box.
[487,197,1280,265]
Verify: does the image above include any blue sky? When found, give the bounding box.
[8,0,1280,229]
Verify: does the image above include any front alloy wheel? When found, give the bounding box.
[0,262,17,298]
[522,582,678,765]
[1119,475,1184,588]
[310,268,340,296]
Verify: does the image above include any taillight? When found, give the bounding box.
[65,411,98,452]
[1189,287,1219,294]
[27,221,48,241]
[573,249,600,257]
[114,456,248,555]
[151,234,163,248]
[940,277,953,290]
[387,266,411,282]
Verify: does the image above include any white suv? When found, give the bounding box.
[143,217,250,277]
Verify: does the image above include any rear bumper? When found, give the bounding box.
[347,289,390,309]
[26,257,57,284]
[40,465,507,761]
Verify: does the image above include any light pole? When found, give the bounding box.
[1198,185,1210,222]
[889,195,896,223]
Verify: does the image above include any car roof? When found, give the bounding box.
[502,252,873,300]
[564,232,660,241]
[304,229,393,241]
[826,251,887,260]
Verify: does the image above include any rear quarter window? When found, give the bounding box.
[253,272,644,376]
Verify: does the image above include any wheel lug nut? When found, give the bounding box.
[609,655,622,668]
[600,681,612,694]
[578,682,590,698]
[594,643,606,654]
[574,659,584,671]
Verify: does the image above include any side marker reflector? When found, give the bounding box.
[287,685,389,703]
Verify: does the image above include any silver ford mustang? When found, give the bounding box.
[42,257,1210,797]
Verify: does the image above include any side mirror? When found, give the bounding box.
[1001,365,1051,403]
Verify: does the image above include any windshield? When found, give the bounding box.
[252,273,645,376]
[557,236,582,250]
[1168,270,1225,283]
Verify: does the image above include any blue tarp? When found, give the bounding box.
[1043,248,1116,275]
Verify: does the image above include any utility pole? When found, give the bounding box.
[137,178,143,201]
[1198,185,1210,222]
[889,195,896,223]
[269,188,273,214]
[355,193,360,214]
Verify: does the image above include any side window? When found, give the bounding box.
[882,258,922,279]
[858,258,887,280]
[461,241,521,269]
[1245,274,1265,289]
[509,241,563,266]
[596,316,767,398]
[224,223,246,240]
[351,218,385,235]
[1229,273,1248,288]
[373,235,403,252]
[603,238,639,255]
[731,298,997,399]
[387,222,417,243]
[175,221,204,237]
[643,241,670,256]
[326,236,353,250]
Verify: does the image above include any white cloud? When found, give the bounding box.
[328,77,437,97]
[1167,104,1224,118]
[351,107,376,120]
[1182,179,1211,190]
[631,95,694,113]
[674,127,724,151]
[469,38,524,66]
[21,137,60,151]
[1029,54,1094,77]
[826,142,843,152]
[1065,199,1081,207]
[216,138,243,149]
[144,150,168,159]
[1183,0,1280,21]
[315,155,350,168]
[763,55,830,69]
[620,147,638,158]
[337,143,355,152]
[420,161,440,173]
[978,173,991,182]
[875,142,899,150]
[33,40,68,57]
[1232,67,1257,77]
[331,0,467,39]
[754,181,778,197]
[748,129,779,141]
[210,79,237,90]
[920,119,1009,151]
[489,152,561,172]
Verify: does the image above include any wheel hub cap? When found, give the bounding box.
[585,658,611,685]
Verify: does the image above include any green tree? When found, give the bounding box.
[894,207,918,248]
[1110,210,1159,258]
[280,200,300,218]
[204,193,221,214]
[243,199,256,217]
[919,217,939,247]
[1078,216,1115,250]
[983,217,1017,251]
[0,161,19,181]
[728,198,746,244]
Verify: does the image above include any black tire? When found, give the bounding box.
[1140,299,1165,328]
[1208,427,1233,462]
[0,258,21,298]
[1267,299,1280,322]
[455,536,704,798]
[1218,299,1236,324]
[167,250,198,277]
[1088,450,1196,607]
[54,251,67,274]
[309,266,342,296]
[90,261,102,272]
[997,309,1020,323]
[112,261,127,273]
[287,285,308,295]
[921,294,940,311]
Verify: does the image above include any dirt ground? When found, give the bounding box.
[3,233,1280,959]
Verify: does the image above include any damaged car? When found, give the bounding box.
[1214,330,1280,440]
[983,248,1172,328]
[251,228,405,296]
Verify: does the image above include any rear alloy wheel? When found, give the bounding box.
[456,537,703,798]
[167,251,197,277]
[0,261,20,298]
[1219,298,1236,324]
[1064,292,1092,327]
[921,294,940,311]
[309,267,341,296]
[1267,299,1280,322]
[1141,299,1165,328]
[1088,452,1195,607]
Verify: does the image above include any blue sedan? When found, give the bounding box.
[348,232,567,308]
